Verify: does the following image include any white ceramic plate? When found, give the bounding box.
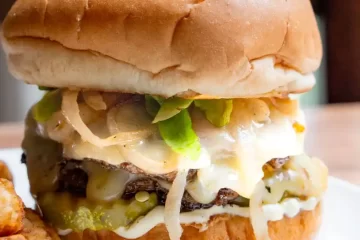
[0,148,358,239]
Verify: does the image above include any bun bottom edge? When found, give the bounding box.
[62,202,322,240]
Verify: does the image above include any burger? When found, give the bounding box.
[1,0,328,239]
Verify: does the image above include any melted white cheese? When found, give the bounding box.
[263,197,318,221]
[188,100,305,199]
[58,197,319,239]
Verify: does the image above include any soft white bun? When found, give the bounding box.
[2,0,321,97]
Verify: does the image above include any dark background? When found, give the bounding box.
[1,0,359,104]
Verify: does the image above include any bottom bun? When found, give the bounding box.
[63,202,321,240]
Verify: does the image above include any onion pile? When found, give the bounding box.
[62,90,154,147]
[60,90,178,173]
[106,103,177,174]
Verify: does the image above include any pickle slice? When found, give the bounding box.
[125,193,158,222]
[38,192,158,231]
[32,90,62,123]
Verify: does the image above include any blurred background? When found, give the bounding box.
[0,0,358,122]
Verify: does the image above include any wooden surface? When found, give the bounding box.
[305,103,360,184]
[0,122,24,149]
[0,103,359,184]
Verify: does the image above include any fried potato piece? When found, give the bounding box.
[0,209,60,240]
[0,161,12,182]
[19,209,60,240]
[0,235,26,240]
[0,179,24,237]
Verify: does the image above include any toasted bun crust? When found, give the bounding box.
[63,203,322,240]
[2,0,321,97]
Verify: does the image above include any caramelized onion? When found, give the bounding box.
[268,98,299,117]
[45,111,75,143]
[106,102,155,135]
[246,99,271,124]
[62,90,152,147]
[107,104,177,174]
[165,169,189,240]
[82,91,107,111]
[263,155,328,204]
[287,155,328,198]
[45,102,101,144]
[120,149,177,174]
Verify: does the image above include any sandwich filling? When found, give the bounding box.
[23,89,327,239]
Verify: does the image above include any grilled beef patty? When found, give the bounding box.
[56,160,241,211]
[22,154,288,211]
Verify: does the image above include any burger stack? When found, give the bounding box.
[1,0,327,239]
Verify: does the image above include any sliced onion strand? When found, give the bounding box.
[165,169,189,240]
[250,180,270,240]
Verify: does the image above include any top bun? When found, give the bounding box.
[2,0,322,98]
